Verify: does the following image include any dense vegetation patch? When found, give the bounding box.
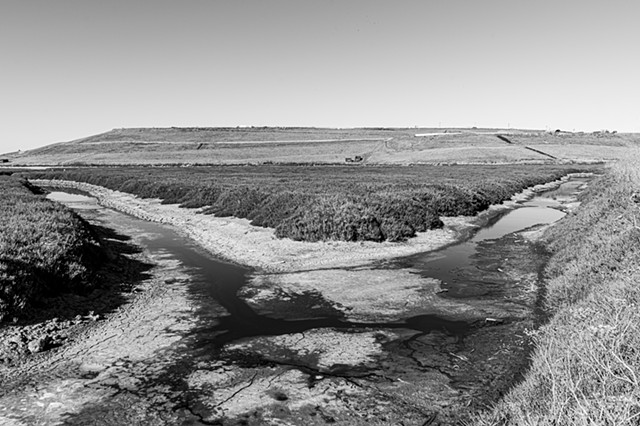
[27,164,592,242]
[477,156,640,425]
[0,177,102,321]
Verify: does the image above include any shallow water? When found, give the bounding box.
[47,178,587,340]
[46,191,474,344]
[401,182,577,298]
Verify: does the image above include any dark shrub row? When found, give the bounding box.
[273,195,444,242]
[25,164,593,243]
[0,177,103,321]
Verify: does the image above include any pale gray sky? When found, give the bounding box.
[1,0,639,152]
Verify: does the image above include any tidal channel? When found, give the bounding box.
[43,175,591,423]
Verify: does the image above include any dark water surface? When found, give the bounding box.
[46,192,474,345]
[47,176,588,345]
[401,184,574,298]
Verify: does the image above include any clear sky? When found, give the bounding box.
[1,0,639,152]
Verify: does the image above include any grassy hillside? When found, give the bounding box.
[6,127,638,166]
[476,153,640,425]
[0,177,103,321]
[26,164,592,243]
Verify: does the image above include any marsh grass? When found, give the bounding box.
[26,164,590,242]
[474,153,640,425]
[0,177,102,321]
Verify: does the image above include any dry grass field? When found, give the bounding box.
[4,127,638,166]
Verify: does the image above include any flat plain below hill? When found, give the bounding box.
[5,127,637,166]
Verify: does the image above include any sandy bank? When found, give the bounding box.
[31,175,588,273]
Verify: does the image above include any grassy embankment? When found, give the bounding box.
[477,154,640,425]
[7,127,635,166]
[0,176,102,321]
[27,164,590,243]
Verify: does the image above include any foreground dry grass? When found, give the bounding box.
[476,153,640,425]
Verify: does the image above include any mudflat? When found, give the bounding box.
[0,175,589,425]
